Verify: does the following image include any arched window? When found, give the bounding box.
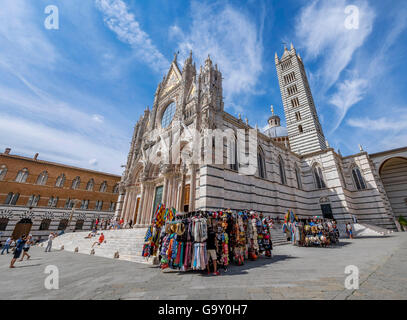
[278,156,287,185]
[257,147,266,179]
[113,184,119,194]
[99,181,107,192]
[95,200,103,211]
[352,167,366,190]
[27,195,40,207]
[313,164,326,189]
[71,176,81,190]
[0,165,7,180]
[47,196,58,207]
[80,199,89,209]
[64,198,73,209]
[161,102,176,128]
[295,164,302,189]
[5,192,19,205]
[298,125,303,134]
[36,171,48,185]
[228,134,239,171]
[86,179,94,191]
[55,174,65,187]
[15,168,29,183]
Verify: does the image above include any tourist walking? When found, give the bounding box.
[20,235,32,261]
[10,235,25,268]
[45,232,55,252]
[1,237,12,255]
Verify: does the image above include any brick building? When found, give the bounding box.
[0,148,121,242]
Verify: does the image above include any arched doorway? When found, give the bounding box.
[12,218,33,239]
[379,157,407,221]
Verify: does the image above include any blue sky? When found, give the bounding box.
[0,0,406,175]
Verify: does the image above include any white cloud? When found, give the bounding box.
[329,77,368,132]
[92,114,105,123]
[89,159,99,166]
[347,115,407,131]
[295,0,375,89]
[95,0,169,73]
[0,0,58,73]
[171,1,264,111]
[0,114,126,174]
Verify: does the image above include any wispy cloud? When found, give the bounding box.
[348,114,407,131]
[329,77,368,132]
[170,1,264,113]
[95,0,169,73]
[295,0,375,90]
[0,113,126,174]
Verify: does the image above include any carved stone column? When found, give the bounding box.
[178,165,187,212]
[136,183,145,226]
[120,191,130,220]
[189,164,196,211]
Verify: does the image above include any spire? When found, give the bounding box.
[205,54,212,68]
[173,52,178,63]
[271,104,274,115]
[275,52,279,64]
[184,49,193,65]
[290,42,294,50]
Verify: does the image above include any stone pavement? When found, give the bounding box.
[1,233,406,300]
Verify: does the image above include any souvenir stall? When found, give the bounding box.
[282,212,340,247]
[142,206,274,273]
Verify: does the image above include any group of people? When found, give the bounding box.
[6,234,32,268]
[93,217,132,230]
[2,232,56,268]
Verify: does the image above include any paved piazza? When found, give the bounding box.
[1,234,406,300]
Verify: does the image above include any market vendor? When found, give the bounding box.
[206,229,220,276]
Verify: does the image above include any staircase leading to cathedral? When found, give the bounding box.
[270,223,290,246]
[44,224,290,264]
[44,228,153,264]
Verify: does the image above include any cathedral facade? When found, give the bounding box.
[116,45,406,231]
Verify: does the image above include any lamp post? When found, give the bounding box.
[67,199,81,232]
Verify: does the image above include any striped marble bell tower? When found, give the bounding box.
[275,44,326,155]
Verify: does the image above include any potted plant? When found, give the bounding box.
[398,216,407,232]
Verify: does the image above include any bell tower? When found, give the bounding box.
[275,44,326,155]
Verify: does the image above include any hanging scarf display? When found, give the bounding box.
[143,207,279,273]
